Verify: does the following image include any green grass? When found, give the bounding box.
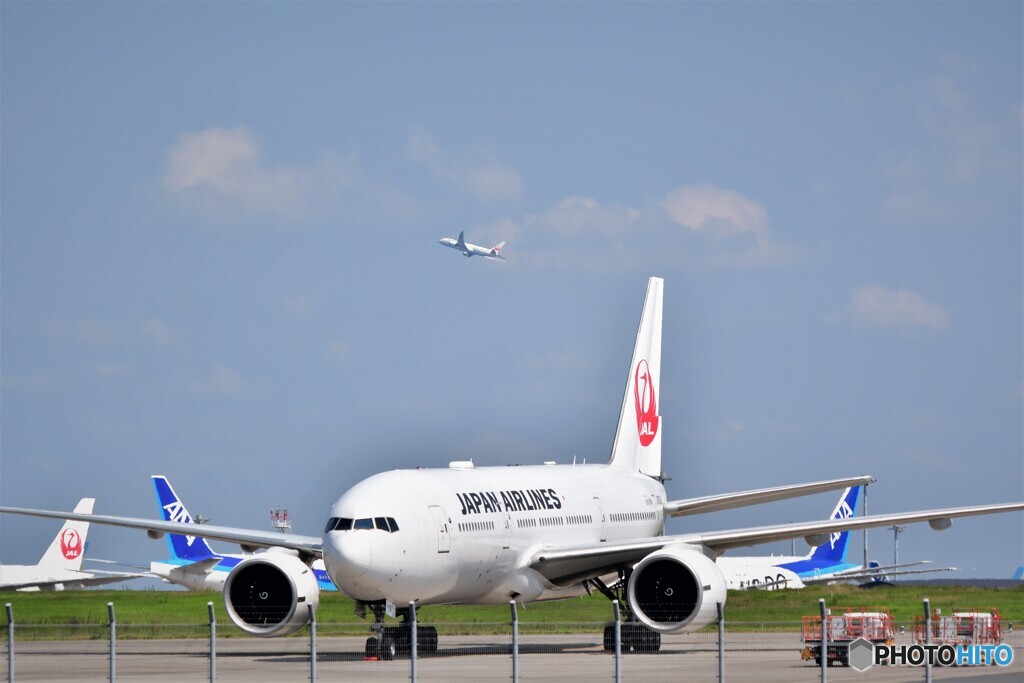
[2,584,1020,640]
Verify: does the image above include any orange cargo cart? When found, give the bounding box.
[801,608,895,667]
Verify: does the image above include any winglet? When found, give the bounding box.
[608,277,664,479]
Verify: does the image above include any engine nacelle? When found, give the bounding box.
[627,544,727,633]
[223,550,320,637]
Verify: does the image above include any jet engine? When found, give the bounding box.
[223,550,321,637]
[626,544,727,633]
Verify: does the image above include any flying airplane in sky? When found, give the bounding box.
[438,231,507,261]
[149,475,336,592]
[0,498,143,591]
[2,277,1022,658]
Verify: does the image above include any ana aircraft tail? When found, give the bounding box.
[608,277,664,479]
[151,476,217,560]
[805,485,861,564]
[37,498,94,572]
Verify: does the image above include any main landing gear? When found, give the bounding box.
[587,572,662,654]
[362,603,439,660]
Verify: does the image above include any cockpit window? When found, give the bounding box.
[324,517,353,533]
[325,516,399,533]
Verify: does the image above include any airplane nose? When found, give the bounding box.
[325,532,372,581]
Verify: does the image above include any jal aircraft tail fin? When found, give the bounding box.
[608,277,664,479]
[37,498,94,572]
[805,485,861,564]
[491,241,506,255]
[151,475,217,560]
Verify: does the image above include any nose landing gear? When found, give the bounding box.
[361,603,439,660]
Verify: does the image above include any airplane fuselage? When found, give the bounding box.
[323,463,666,606]
[438,237,502,259]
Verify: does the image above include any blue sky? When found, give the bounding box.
[2,2,1021,579]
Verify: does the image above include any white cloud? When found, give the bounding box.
[184,365,254,396]
[510,185,794,271]
[48,318,177,346]
[1,374,52,390]
[663,183,769,245]
[883,56,1023,223]
[407,126,523,202]
[847,286,950,332]
[163,127,305,217]
[96,363,131,377]
[280,296,313,316]
[533,196,641,237]
[325,340,351,363]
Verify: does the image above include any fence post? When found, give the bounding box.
[6,603,13,683]
[108,602,116,683]
[717,602,725,683]
[509,600,519,683]
[612,600,621,683]
[923,598,931,683]
[207,601,216,683]
[819,598,827,683]
[308,604,317,683]
[408,602,418,682]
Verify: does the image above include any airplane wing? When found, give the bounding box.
[3,570,149,591]
[0,507,323,559]
[664,475,873,517]
[802,565,956,585]
[170,557,224,575]
[531,501,1024,586]
[483,255,506,262]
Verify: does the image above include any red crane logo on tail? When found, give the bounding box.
[59,529,83,560]
[633,359,659,447]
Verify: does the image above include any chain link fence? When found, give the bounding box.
[4,600,1020,682]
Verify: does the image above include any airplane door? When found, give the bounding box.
[502,513,511,549]
[428,505,451,553]
[593,496,607,542]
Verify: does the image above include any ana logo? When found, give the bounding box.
[59,529,83,560]
[830,499,855,548]
[163,501,196,547]
[633,359,659,446]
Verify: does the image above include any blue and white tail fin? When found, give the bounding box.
[151,476,217,560]
[608,277,664,479]
[805,485,861,564]
[37,498,94,572]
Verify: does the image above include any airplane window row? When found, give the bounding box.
[516,515,595,529]
[609,511,658,523]
[324,517,399,533]
[457,520,496,533]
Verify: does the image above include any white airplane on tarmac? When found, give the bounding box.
[438,231,507,261]
[0,498,144,591]
[2,278,1022,658]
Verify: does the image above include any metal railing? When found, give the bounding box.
[4,599,1018,682]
